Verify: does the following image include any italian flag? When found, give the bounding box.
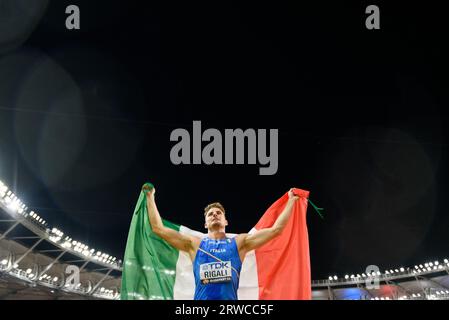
[121,184,311,300]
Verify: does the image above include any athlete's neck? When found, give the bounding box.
[207,230,226,240]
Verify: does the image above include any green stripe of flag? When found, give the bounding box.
[121,187,180,300]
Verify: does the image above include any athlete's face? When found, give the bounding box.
[204,207,228,230]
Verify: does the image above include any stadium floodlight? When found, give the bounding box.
[333,276,338,280]
[1,259,7,265]
[444,259,449,264]
[412,294,416,298]
[427,267,432,271]
[356,274,360,278]
[385,271,390,275]
[394,269,399,273]
[328,276,333,281]
[344,275,349,279]
[429,262,433,267]
[350,275,355,279]
[4,196,12,205]
[26,268,32,274]
[53,277,58,282]
[376,271,381,276]
[434,261,439,266]
[419,264,424,268]
[7,199,20,212]
[399,267,404,272]
[424,263,429,268]
[417,293,421,297]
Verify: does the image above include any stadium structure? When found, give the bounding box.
[1,179,448,300]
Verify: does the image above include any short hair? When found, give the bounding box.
[204,202,226,217]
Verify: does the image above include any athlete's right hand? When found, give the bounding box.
[142,184,155,197]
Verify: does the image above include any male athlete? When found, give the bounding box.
[144,185,299,300]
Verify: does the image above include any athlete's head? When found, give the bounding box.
[204,202,228,231]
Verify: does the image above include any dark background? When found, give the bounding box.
[0,1,447,279]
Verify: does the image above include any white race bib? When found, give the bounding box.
[200,261,232,284]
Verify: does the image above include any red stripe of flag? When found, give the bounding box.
[254,188,311,300]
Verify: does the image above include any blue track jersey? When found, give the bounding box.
[193,237,242,300]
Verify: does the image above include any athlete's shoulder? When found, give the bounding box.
[234,233,249,248]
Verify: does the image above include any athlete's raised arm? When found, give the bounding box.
[237,188,299,256]
[143,185,200,260]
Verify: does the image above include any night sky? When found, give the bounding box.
[0,1,448,280]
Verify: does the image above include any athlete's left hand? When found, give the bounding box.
[288,188,299,201]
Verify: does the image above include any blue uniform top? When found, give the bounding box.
[193,237,242,300]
